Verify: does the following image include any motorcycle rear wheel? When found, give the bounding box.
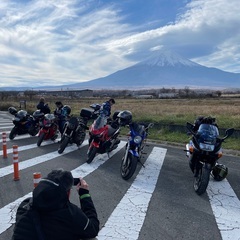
[58,137,69,154]
[9,127,18,140]
[120,152,138,180]
[87,146,97,164]
[28,125,39,136]
[37,132,45,147]
[193,167,211,195]
[75,129,86,146]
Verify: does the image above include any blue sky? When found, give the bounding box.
[0,0,239,88]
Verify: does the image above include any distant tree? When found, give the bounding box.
[24,90,37,101]
[184,86,190,97]
[216,91,222,97]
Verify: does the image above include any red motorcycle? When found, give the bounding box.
[87,112,121,163]
[37,113,59,147]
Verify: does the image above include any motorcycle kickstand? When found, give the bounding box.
[138,159,145,168]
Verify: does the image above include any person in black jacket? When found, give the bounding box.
[36,97,51,114]
[12,169,99,240]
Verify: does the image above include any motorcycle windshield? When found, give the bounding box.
[196,124,219,151]
[45,114,55,121]
[93,116,106,130]
[132,123,145,136]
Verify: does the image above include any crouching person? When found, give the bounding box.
[12,169,99,240]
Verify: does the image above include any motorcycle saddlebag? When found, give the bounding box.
[80,108,94,119]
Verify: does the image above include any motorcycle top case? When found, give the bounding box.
[8,107,18,115]
[80,108,96,119]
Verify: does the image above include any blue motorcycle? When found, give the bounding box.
[120,122,154,180]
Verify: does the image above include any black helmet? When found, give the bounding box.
[112,110,121,121]
[212,164,228,181]
[117,110,132,126]
[62,105,71,116]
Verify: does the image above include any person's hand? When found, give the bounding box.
[76,177,89,191]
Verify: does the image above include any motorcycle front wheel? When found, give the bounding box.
[58,137,69,154]
[37,132,45,147]
[87,146,98,164]
[120,152,138,180]
[9,127,18,140]
[193,166,211,195]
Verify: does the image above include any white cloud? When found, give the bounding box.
[0,0,240,88]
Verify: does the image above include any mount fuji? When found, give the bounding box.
[63,49,240,90]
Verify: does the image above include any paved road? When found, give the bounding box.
[0,111,239,240]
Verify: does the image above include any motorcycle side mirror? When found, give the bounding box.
[148,123,154,128]
[186,122,194,134]
[223,128,234,140]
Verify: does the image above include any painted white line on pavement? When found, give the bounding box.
[0,193,33,233]
[0,133,34,143]
[0,141,126,234]
[0,124,13,127]
[71,140,126,178]
[97,146,167,240]
[207,179,240,240]
[0,138,61,156]
[0,140,88,177]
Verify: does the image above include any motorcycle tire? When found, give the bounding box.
[9,127,18,140]
[120,152,138,180]
[58,137,69,154]
[193,166,211,195]
[28,126,39,136]
[37,132,45,147]
[87,146,98,164]
[75,130,86,147]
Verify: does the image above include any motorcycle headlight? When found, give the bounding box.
[199,143,215,151]
[134,136,142,144]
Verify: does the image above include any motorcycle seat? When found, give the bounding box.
[108,125,118,136]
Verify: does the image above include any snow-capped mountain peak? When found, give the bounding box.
[137,48,199,67]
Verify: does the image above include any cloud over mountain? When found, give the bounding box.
[62,49,240,90]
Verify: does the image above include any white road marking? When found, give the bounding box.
[207,179,240,240]
[0,133,34,143]
[0,138,60,156]
[0,141,126,234]
[0,124,13,128]
[0,140,88,177]
[97,147,167,240]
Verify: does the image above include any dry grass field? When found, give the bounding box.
[2,97,240,127]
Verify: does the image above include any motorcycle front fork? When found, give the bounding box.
[122,143,130,166]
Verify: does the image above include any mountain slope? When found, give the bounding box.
[66,49,240,89]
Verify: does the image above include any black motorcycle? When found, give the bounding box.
[185,121,234,195]
[58,103,101,154]
[8,107,41,140]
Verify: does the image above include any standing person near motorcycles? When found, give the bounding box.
[12,168,100,240]
[36,97,51,114]
[54,101,71,135]
[100,98,115,118]
[94,98,115,128]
